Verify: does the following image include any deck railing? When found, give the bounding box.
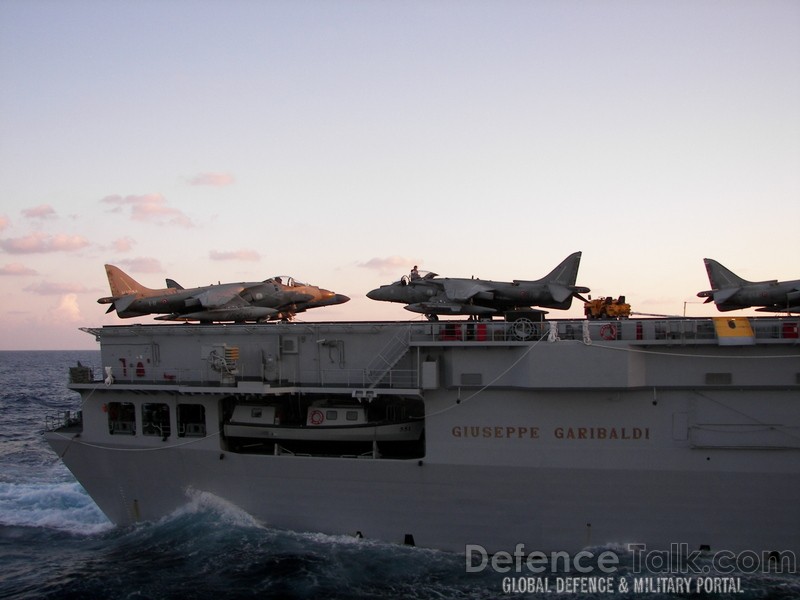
[407,317,799,345]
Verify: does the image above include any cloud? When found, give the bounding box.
[54,294,82,322]
[209,249,260,261]
[112,237,135,252]
[0,216,9,231]
[118,257,164,273]
[359,256,421,272]
[101,193,194,227]
[0,232,90,254]
[189,172,235,186]
[22,204,57,219]
[25,281,89,295]
[0,263,38,276]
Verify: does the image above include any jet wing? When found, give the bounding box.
[194,285,250,309]
[440,279,494,302]
[405,302,496,316]
[154,306,278,322]
[754,306,800,313]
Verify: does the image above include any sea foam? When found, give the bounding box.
[0,480,112,535]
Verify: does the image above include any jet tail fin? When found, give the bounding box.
[538,251,582,286]
[166,278,184,290]
[702,258,753,290]
[513,252,589,308]
[104,264,155,298]
[514,252,584,287]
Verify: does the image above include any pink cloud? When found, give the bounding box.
[54,293,82,322]
[22,204,57,219]
[25,281,89,295]
[0,216,9,231]
[0,263,38,276]
[209,249,260,261]
[189,172,235,186]
[101,193,194,228]
[359,256,422,272]
[0,232,90,254]
[118,257,164,273]
[112,237,135,252]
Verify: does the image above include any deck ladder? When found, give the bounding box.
[365,328,412,388]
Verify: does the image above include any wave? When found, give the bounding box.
[0,480,112,535]
[87,491,491,599]
[1,483,798,599]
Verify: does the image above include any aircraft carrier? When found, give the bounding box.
[45,316,800,555]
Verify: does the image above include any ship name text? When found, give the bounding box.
[451,425,650,440]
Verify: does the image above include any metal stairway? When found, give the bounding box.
[365,328,412,388]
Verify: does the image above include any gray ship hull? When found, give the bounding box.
[46,436,799,553]
[45,318,800,554]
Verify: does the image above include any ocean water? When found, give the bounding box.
[1,350,798,600]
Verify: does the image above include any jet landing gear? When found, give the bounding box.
[425,314,439,322]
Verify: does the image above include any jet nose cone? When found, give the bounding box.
[317,292,349,306]
[367,288,384,301]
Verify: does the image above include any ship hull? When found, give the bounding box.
[46,432,799,553]
[45,318,800,555]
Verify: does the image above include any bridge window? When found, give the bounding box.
[108,402,136,435]
[178,404,206,437]
[142,403,171,439]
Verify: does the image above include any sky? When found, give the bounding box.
[1,0,798,350]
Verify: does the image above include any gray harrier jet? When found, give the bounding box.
[366,252,589,320]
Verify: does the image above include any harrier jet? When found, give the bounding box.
[97,265,349,322]
[697,259,800,313]
[366,251,589,320]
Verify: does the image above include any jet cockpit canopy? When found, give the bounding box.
[266,276,308,287]
[400,270,438,285]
